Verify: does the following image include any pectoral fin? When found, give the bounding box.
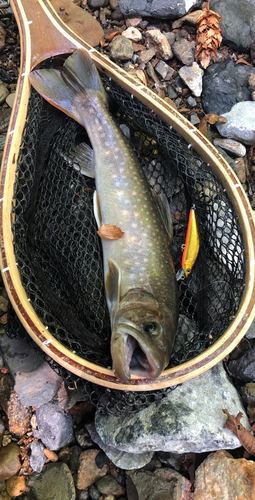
[151,188,173,241]
[105,259,121,314]
[71,142,95,178]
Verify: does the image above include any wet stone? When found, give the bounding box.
[0,442,21,481]
[122,27,142,42]
[67,446,82,472]
[34,401,73,451]
[86,422,153,470]
[76,449,108,490]
[179,62,204,97]
[126,17,142,28]
[155,60,176,80]
[117,0,202,18]
[167,84,177,99]
[28,462,75,500]
[0,335,63,408]
[7,390,32,439]
[145,30,173,60]
[194,450,255,499]
[137,48,156,64]
[30,440,47,473]
[156,451,185,471]
[202,58,255,116]
[95,363,248,454]
[6,475,26,497]
[97,475,126,496]
[213,138,246,157]
[229,347,255,382]
[233,157,246,184]
[187,95,196,107]
[172,38,194,66]
[88,484,101,500]
[109,36,133,60]
[0,83,9,105]
[217,101,255,145]
[210,0,255,52]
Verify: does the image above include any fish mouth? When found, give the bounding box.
[111,323,164,382]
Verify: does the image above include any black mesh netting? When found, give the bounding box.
[6,65,245,414]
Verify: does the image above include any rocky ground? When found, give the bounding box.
[1,0,255,499]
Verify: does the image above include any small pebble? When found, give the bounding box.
[58,446,71,462]
[213,138,246,157]
[126,17,142,28]
[155,60,176,80]
[187,95,197,107]
[5,93,15,108]
[109,36,133,60]
[0,83,9,105]
[44,449,58,462]
[139,20,148,29]
[6,475,26,497]
[190,112,200,125]
[88,484,101,500]
[122,27,142,42]
[248,73,255,92]
[97,474,125,496]
[167,84,178,99]
[109,0,118,9]
[137,48,156,64]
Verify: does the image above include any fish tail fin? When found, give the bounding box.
[29,49,108,124]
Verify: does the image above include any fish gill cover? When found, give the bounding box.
[8,63,245,412]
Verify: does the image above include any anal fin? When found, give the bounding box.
[71,142,95,178]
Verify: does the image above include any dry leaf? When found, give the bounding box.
[136,69,147,86]
[199,113,227,137]
[97,224,124,240]
[235,58,252,66]
[199,115,208,136]
[105,31,122,43]
[223,409,255,455]
[195,1,223,69]
[206,113,227,125]
[51,0,103,47]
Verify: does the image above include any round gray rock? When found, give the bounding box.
[216,101,255,145]
[35,401,73,451]
[210,0,255,51]
[202,58,255,116]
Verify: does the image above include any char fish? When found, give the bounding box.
[29,49,179,382]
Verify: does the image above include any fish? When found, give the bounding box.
[29,49,179,382]
[181,206,200,277]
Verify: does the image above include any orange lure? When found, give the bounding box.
[181,206,200,277]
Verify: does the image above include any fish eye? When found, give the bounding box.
[144,322,157,334]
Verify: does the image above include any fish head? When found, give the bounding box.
[110,289,177,382]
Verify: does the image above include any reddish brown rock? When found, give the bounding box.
[6,475,26,497]
[194,450,255,499]
[0,442,21,481]
[76,449,108,490]
[7,390,32,438]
